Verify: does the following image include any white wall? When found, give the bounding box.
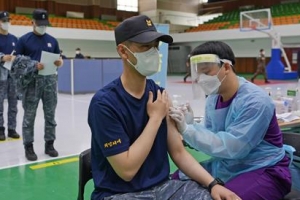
[156,9,198,26]
[140,9,198,26]
[8,23,300,58]
[139,10,158,21]
[57,39,118,58]
[9,25,117,58]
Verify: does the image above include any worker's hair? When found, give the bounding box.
[190,41,236,66]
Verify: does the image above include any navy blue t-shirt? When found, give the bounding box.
[88,78,170,200]
[0,33,18,55]
[15,32,60,61]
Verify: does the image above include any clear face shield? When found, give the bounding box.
[190,54,232,98]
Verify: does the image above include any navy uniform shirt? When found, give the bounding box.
[75,53,84,59]
[0,33,18,80]
[16,32,60,61]
[88,78,170,200]
[0,33,18,55]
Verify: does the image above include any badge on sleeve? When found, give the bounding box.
[47,43,52,48]
[12,42,15,46]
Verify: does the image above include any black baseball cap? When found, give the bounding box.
[32,9,49,26]
[0,11,10,21]
[114,15,173,45]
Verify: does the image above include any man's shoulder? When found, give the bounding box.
[146,79,164,90]
[7,33,18,40]
[238,80,270,103]
[92,79,121,102]
[20,32,33,38]
[18,32,34,42]
[44,33,58,42]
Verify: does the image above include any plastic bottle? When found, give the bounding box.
[274,100,287,114]
[275,87,283,100]
[286,87,297,112]
[172,94,181,108]
[265,87,272,98]
[283,100,289,113]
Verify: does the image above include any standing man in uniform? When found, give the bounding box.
[60,50,67,59]
[251,49,270,83]
[0,11,20,141]
[16,8,63,161]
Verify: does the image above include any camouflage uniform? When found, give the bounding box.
[0,52,18,130]
[11,56,57,145]
[251,53,269,83]
[22,75,57,144]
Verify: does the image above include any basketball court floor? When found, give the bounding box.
[0,75,297,200]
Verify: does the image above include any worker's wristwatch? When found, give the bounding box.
[208,178,224,193]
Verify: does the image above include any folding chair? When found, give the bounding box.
[282,132,300,200]
[77,149,92,200]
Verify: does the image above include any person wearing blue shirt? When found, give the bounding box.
[88,15,241,200]
[75,48,84,59]
[15,8,63,161]
[0,11,19,141]
[60,50,67,59]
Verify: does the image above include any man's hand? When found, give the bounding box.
[1,55,15,62]
[54,59,62,67]
[36,63,44,70]
[211,185,242,200]
[169,107,187,133]
[147,90,168,121]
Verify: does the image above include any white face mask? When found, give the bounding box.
[76,51,80,54]
[35,26,47,35]
[123,46,160,77]
[198,65,226,95]
[1,22,10,31]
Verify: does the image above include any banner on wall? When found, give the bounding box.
[149,24,170,88]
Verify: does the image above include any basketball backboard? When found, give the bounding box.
[240,8,272,31]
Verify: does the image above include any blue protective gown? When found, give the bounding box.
[182,77,285,182]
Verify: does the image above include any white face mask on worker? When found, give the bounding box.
[198,65,227,95]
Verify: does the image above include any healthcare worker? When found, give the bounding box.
[169,41,291,200]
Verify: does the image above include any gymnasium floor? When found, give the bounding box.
[0,75,297,200]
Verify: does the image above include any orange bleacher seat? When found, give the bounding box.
[10,14,122,30]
